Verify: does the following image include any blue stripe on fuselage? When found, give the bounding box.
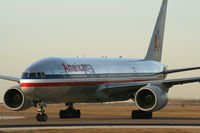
[21,73,161,80]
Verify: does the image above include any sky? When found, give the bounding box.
[0,0,200,103]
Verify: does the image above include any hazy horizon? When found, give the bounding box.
[1,0,200,103]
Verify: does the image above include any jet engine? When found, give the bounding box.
[135,85,168,112]
[3,86,32,111]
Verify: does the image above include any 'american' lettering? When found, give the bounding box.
[62,63,89,72]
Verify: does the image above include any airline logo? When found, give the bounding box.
[62,63,89,72]
[154,33,159,52]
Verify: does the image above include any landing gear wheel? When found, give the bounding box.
[132,110,152,119]
[59,103,81,119]
[36,113,48,121]
[59,109,81,118]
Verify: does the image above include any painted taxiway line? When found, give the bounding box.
[1,126,200,131]
[0,116,26,120]
[1,125,200,131]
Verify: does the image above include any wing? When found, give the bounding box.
[0,74,20,82]
[101,77,200,96]
[159,66,200,74]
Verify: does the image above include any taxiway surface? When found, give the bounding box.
[1,101,200,129]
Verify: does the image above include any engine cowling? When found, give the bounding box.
[135,85,168,112]
[3,86,32,111]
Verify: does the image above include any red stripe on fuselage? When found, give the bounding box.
[20,81,104,87]
[20,79,162,87]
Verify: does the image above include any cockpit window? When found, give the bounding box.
[23,72,29,78]
[41,72,45,78]
[22,72,46,79]
[37,72,42,77]
[29,73,36,77]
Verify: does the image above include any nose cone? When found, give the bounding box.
[20,57,63,99]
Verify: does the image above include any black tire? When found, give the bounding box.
[132,110,152,119]
[59,109,81,118]
[73,110,81,118]
[42,113,48,121]
[59,110,66,118]
[36,113,48,121]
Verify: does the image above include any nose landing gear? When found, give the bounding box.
[36,101,48,121]
[59,103,81,118]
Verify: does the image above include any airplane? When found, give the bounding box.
[1,0,200,121]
